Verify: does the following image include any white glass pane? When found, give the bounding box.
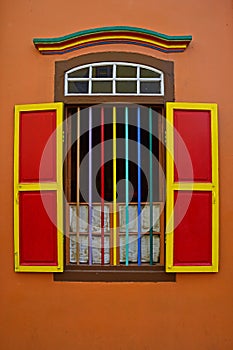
[79,235,88,263]
[120,235,138,262]
[141,235,160,262]
[79,235,110,264]
[119,205,138,232]
[92,236,110,264]
[141,204,161,232]
[69,234,77,263]
[92,205,110,233]
[79,205,89,232]
[70,205,77,232]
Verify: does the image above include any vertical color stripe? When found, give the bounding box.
[76,107,80,264]
[88,107,92,265]
[125,107,129,265]
[149,107,153,265]
[137,107,141,265]
[113,106,117,265]
[101,107,105,265]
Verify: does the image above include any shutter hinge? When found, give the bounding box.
[212,191,216,204]
[16,192,19,204]
[62,130,65,143]
[14,251,19,270]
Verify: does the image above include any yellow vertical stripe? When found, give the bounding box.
[76,107,80,264]
[210,104,219,271]
[113,106,117,265]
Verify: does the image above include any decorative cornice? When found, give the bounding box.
[33,26,192,55]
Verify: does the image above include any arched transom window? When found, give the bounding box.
[65,62,164,96]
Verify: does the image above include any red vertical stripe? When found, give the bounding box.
[101,107,105,265]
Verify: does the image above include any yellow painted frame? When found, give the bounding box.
[14,103,64,272]
[166,102,219,272]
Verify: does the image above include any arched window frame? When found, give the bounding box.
[64,62,164,96]
[55,52,174,104]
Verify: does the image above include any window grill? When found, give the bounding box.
[65,105,165,266]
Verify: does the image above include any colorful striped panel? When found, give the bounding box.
[33,26,192,55]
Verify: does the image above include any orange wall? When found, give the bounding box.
[1,1,233,349]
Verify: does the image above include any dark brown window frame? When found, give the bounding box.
[54,52,175,282]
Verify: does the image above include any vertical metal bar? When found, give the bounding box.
[137,107,141,265]
[125,106,129,265]
[101,107,105,265]
[66,108,72,203]
[113,106,117,265]
[88,107,92,265]
[65,108,72,265]
[76,107,80,264]
[149,107,153,265]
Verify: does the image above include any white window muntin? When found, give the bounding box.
[65,62,164,96]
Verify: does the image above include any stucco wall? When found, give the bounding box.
[1,1,233,349]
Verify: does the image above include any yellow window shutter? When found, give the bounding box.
[14,103,64,272]
[166,103,219,272]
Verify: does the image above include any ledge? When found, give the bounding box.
[33,26,192,55]
[54,266,176,282]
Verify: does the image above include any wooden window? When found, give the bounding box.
[53,52,175,281]
[14,53,219,280]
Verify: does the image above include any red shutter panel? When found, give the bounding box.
[166,103,219,272]
[14,103,64,272]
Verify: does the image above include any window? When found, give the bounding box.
[65,105,165,268]
[59,53,172,281]
[14,52,219,280]
[65,62,164,95]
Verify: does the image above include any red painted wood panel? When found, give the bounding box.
[19,110,56,183]
[19,191,58,265]
[174,191,212,265]
[174,110,212,182]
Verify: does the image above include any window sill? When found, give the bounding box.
[54,265,176,282]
